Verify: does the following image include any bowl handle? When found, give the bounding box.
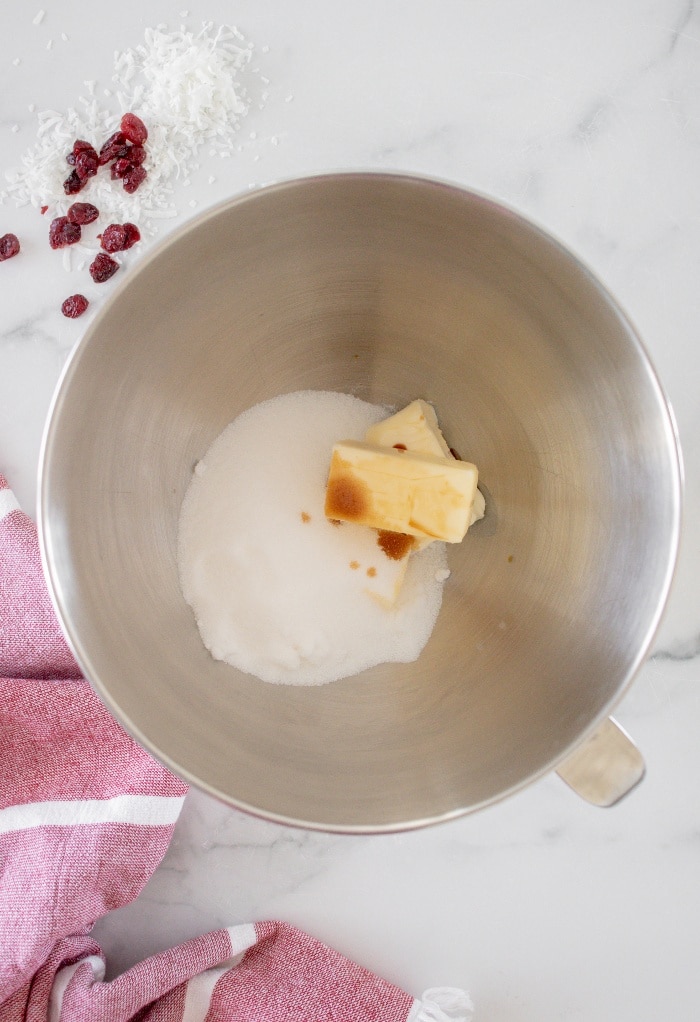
[555,717,645,806]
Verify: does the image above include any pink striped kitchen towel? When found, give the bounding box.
[0,474,472,1022]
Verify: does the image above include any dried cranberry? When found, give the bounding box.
[49,217,81,249]
[123,164,147,194]
[61,294,89,318]
[66,202,99,226]
[63,170,84,195]
[98,130,127,165]
[40,205,48,215]
[122,222,141,248]
[128,144,147,166]
[110,158,132,180]
[100,223,127,252]
[101,221,141,253]
[75,148,98,180]
[67,139,94,167]
[0,233,20,261]
[89,252,119,283]
[120,112,148,145]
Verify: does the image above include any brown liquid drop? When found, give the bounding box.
[300,511,311,523]
[366,566,377,577]
[377,530,414,561]
[325,473,369,521]
[393,443,407,451]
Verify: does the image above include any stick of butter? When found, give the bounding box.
[364,399,452,458]
[364,399,485,539]
[324,440,479,543]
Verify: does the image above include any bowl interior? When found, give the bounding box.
[40,175,681,831]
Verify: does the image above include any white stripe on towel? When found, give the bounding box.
[0,488,20,524]
[181,927,256,1022]
[181,965,232,1022]
[49,956,105,1022]
[0,793,185,835]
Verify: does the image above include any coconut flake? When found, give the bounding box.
[2,22,260,240]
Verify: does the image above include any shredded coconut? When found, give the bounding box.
[2,22,258,239]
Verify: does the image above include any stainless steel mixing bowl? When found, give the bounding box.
[39,174,682,832]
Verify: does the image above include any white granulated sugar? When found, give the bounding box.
[2,22,256,241]
[178,391,450,687]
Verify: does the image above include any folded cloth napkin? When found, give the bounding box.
[0,474,472,1022]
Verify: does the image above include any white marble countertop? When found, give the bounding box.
[2,1,699,1018]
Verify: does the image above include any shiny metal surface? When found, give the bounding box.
[39,174,682,832]
[556,717,645,806]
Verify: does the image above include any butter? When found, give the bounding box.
[364,400,485,546]
[361,551,411,609]
[364,399,452,458]
[324,440,479,543]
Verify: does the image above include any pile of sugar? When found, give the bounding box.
[177,390,450,686]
